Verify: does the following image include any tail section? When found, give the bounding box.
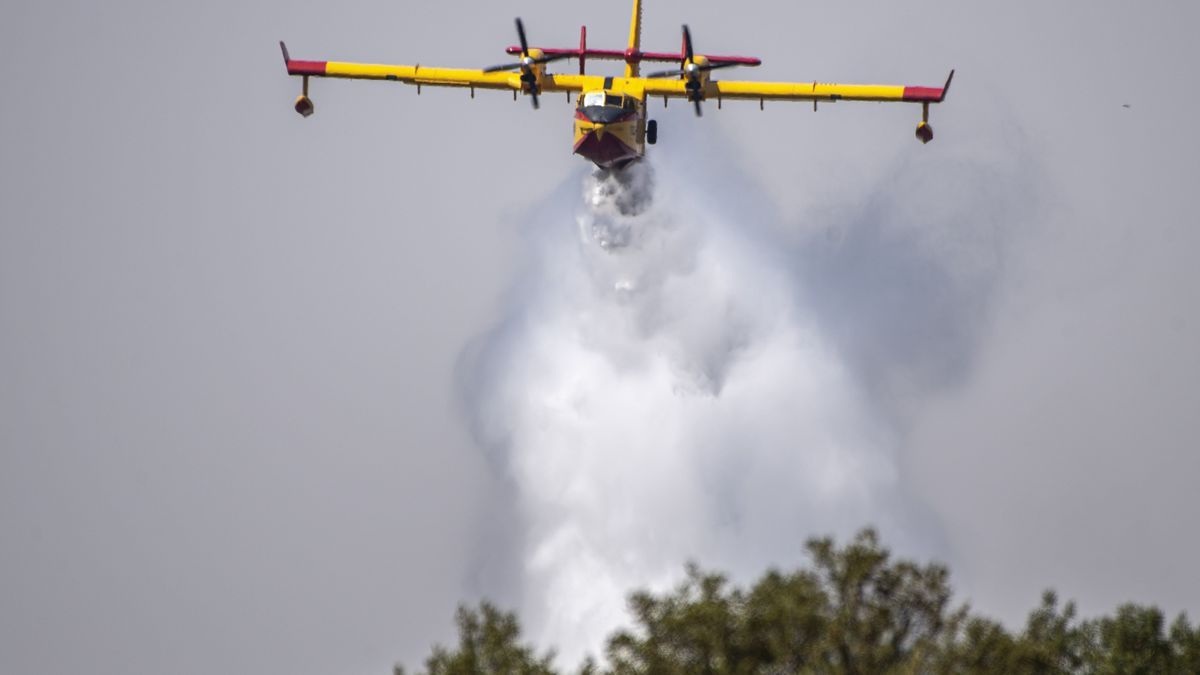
[504,0,760,77]
[625,0,643,78]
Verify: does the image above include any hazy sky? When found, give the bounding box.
[2,1,1198,674]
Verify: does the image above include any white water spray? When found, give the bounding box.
[464,159,905,664]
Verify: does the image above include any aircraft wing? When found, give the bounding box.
[286,56,515,91]
[283,43,605,94]
[542,74,606,93]
[639,71,953,104]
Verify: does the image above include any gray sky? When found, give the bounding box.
[2,1,1199,673]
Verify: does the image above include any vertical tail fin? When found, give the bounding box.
[579,25,587,75]
[625,0,643,78]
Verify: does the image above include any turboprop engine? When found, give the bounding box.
[483,19,573,109]
[644,25,750,117]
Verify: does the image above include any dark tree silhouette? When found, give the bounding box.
[398,529,1200,675]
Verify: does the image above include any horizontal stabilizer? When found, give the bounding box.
[505,46,761,68]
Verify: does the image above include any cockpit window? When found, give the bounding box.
[579,92,635,110]
[578,91,636,123]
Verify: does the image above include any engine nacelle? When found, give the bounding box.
[688,55,713,89]
[915,120,933,144]
[294,94,314,118]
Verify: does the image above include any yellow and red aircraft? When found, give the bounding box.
[281,0,952,169]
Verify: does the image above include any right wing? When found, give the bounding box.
[282,42,603,95]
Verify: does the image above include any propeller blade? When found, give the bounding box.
[531,53,573,66]
[699,61,742,73]
[485,53,569,74]
[517,69,540,109]
[516,17,529,56]
[693,99,703,117]
[682,25,695,63]
[489,17,561,101]
[646,62,744,79]
[483,62,522,73]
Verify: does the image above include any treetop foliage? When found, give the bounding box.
[397,528,1200,675]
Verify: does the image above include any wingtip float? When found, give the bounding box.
[279,2,953,169]
[909,69,954,144]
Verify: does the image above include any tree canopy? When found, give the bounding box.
[397,529,1200,675]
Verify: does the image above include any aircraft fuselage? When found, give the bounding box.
[573,89,647,169]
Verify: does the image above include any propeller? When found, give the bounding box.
[644,25,746,117]
[482,18,572,109]
[644,62,743,79]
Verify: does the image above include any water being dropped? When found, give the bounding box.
[463,160,901,666]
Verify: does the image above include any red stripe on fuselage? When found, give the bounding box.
[287,60,327,76]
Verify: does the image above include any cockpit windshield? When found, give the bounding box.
[578,91,637,123]
[579,92,636,110]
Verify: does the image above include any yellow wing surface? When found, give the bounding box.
[282,43,603,94]
[281,38,950,106]
[639,73,953,105]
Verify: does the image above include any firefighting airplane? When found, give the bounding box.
[280,0,953,169]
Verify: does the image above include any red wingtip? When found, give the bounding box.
[279,41,327,76]
[902,70,955,103]
[286,60,327,76]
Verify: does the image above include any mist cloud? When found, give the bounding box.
[458,158,939,663]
